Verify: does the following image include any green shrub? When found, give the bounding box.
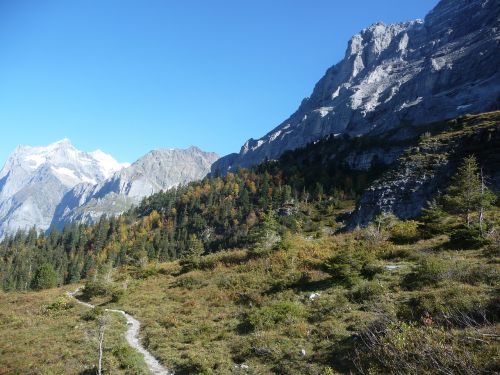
[325,249,379,287]
[31,263,58,290]
[81,306,104,321]
[44,296,75,312]
[398,283,490,326]
[247,301,304,330]
[351,281,386,303]
[135,264,159,279]
[172,275,204,290]
[110,287,126,303]
[418,201,450,238]
[81,280,110,300]
[448,226,490,249]
[112,345,150,374]
[402,256,450,289]
[308,293,349,323]
[390,220,419,243]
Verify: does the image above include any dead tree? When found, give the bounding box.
[97,315,109,375]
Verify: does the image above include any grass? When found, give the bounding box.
[0,286,149,374]
[99,223,498,374]
[1,205,499,374]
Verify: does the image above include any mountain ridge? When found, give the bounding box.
[50,146,219,229]
[0,141,218,237]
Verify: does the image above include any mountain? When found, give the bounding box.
[50,146,219,229]
[0,139,128,238]
[212,0,500,175]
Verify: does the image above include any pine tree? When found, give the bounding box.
[180,234,204,272]
[419,199,449,238]
[444,156,495,228]
[31,263,58,290]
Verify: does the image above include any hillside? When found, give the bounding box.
[1,191,498,373]
[0,112,499,374]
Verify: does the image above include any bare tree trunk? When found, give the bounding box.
[25,261,32,291]
[97,316,108,375]
[479,168,485,236]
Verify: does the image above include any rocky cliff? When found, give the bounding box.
[212,0,500,175]
[348,111,500,228]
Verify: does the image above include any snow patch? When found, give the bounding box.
[90,150,129,178]
[25,154,46,169]
[251,140,265,151]
[398,97,423,111]
[314,107,334,118]
[269,130,282,142]
[457,104,472,111]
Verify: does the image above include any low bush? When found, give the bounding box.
[402,256,450,289]
[354,320,494,374]
[324,249,380,287]
[44,296,75,312]
[390,220,419,243]
[172,275,205,290]
[112,345,150,374]
[351,281,386,303]
[307,292,349,323]
[81,280,110,300]
[247,301,304,331]
[398,283,490,326]
[110,287,126,303]
[448,226,490,249]
[81,306,104,321]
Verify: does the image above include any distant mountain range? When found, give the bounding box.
[1,0,499,238]
[0,140,218,238]
[212,0,500,175]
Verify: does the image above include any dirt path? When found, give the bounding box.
[67,288,172,375]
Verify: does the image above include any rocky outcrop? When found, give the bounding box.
[212,0,500,175]
[51,147,219,229]
[348,112,500,228]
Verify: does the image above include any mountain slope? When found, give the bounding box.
[349,111,500,227]
[0,139,127,238]
[212,0,500,175]
[51,146,219,228]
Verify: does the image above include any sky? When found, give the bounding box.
[0,0,438,165]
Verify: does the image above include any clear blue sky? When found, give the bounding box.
[0,0,438,164]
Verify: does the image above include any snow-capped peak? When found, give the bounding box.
[90,149,130,179]
[0,139,131,239]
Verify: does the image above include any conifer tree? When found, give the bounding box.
[444,156,495,228]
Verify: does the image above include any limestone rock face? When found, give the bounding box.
[347,112,500,228]
[212,0,500,175]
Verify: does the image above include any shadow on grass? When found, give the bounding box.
[79,368,97,375]
[264,276,333,295]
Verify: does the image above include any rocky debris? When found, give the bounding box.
[309,293,321,301]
